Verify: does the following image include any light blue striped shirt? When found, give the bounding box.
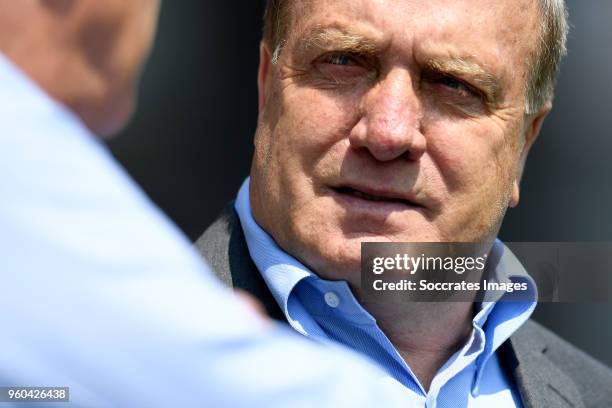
[235,177,538,408]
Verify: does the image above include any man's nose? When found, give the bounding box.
[349,69,426,162]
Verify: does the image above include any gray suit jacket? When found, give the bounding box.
[195,204,612,408]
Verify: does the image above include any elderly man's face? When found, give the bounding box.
[251,0,547,284]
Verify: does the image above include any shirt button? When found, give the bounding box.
[324,292,340,308]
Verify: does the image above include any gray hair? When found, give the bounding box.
[525,0,569,114]
[263,0,569,115]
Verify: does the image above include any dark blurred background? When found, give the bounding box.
[108,1,612,366]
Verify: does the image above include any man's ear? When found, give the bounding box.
[509,101,552,208]
[258,41,273,114]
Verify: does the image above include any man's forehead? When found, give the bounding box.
[288,0,540,62]
[292,0,539,26]
[286,0,540,97]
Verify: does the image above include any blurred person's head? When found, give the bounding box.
[250,0,568,286]
[0,0,161,136]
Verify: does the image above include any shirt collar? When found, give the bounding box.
[234,178,314,333]
[471,241,538,394]
[235,179,379,335]
[235,177,537,392]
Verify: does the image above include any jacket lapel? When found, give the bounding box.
[195,202,286,321]
[501,321,584,408]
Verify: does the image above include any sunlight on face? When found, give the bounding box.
[251,0,541,285]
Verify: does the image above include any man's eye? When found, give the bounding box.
[437,76,481,98]
[311,52,375,86]
[320,53,358,66]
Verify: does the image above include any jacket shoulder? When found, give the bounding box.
[514,319,612,406]
[195,203,237,287]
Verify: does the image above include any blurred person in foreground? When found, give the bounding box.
[0,1,415,406]
[196,0,612,406]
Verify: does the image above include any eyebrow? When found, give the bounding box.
[294,26,503,104]
[425,57,503,104]
[296,26,381,57]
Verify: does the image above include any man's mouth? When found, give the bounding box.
[331,186,424,209]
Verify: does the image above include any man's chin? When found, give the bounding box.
[304,244,362,283]
[81,91,136,138]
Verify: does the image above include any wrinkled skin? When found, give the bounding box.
[251,0,550,286]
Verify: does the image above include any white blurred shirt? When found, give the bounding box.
[0,52,410,407]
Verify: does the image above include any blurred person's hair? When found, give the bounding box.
[262,0,569,115]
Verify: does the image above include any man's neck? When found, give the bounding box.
[356,296,475,391]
